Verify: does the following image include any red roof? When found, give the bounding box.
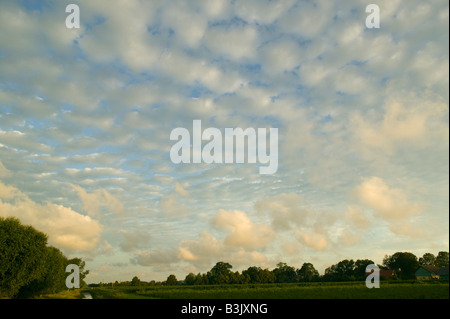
[365,269,394,279]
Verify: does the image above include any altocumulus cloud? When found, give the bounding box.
[0,0,448,282]
[0,181,102,252]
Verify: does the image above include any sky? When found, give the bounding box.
[0,0,448,283]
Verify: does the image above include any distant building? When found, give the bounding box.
[415,266,440,280]
[365,269,395,280]
[379,269,395,280]
[438,266,449,280]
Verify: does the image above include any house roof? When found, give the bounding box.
[417,265,440,275]
[365,269,394,279]
[439,266,449,276]
[379,269,394,279]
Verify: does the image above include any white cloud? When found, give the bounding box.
[0,182,103,252]
[255,193,317,231]
[204,24,258,61]
[213,209,274,249]
[177,230,223,263]
[345,206,370,229]
[355,177,422,220]
[296,230,328,251]
[73,184,124,217]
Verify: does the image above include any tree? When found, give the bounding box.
[354,259,375,281]
[383,252,418,280]
[297,263,320,282]
[242,266,263,284]
[435,251,449,268]
[323,259,356,282]
[131,276,141,286]
[18,246,69,297]
[0,217,88,298]
[185,273,196,285]
[1,217,51,297]
[166,274,177,286]
[208,262,233,284]
[419,253,436,266]
[272,262,297,283]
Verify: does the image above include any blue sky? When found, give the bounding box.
[0,0,448,283]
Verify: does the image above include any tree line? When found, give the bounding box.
[0,217,88,298]
[123,251,448,287]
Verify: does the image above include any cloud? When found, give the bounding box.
[355,177,421,220]
[204,24,258,61]
[0,181,103,252]
[0,161,11,178]
[174,182,189,196]
[158,196,188,217]
[296,230,328,251]
[213,209,275,249]
[351,94,449,154]
[338,229,361,247]
[255,193,310,230]
[131,248,179,268]
[73,184,124,217]
[119,229,151,252]
[354,177,426,238]
[345,205,370,229]
[177,230,223,262]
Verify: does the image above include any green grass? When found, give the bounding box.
[34,289,83,299]
[83,281,449,299]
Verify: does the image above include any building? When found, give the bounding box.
[365,269,395,280]
[438,266,449,280]
[415,266,440,280]
[379,269,395,280]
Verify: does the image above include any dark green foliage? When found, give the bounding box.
[242,266,276,284]
[353,259,375,280]
[166,274,177,285]
[297,263,320,282]
[435,251,449,268]
[419,253,436,266]
[131,276,141,286]
[383,252,419,280]
[208,261,233,284]
[0,216,88,298]
[184,273,196,285]
[0,217,49,297]
[272,262,297,283]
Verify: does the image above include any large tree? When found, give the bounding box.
[0,217,49,297]
[242,266,276,284]
[208,261,233,284]
[297,263,319,282]
[0,216,87,298]
[419,253,436,266]
[166,274,177,285]
[272,262,297,283]
[435,251,449,268]
[324,259,356,281]
[354,259,375,280]
[131,276,141,286]
[383,252,418,280]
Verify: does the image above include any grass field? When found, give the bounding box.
[77,281,449,299]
